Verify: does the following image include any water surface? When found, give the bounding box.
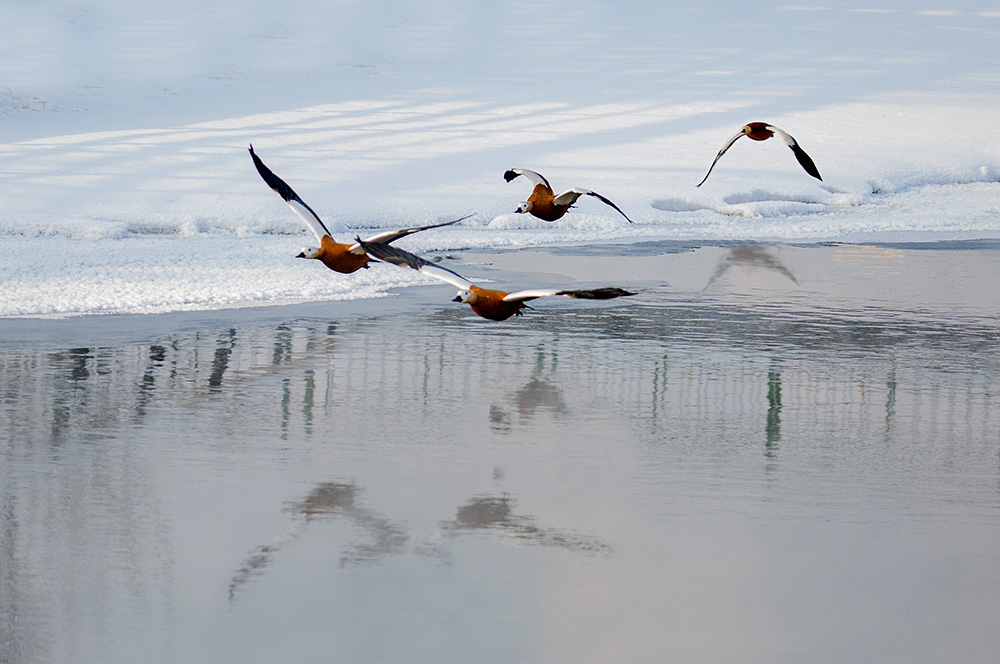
[2,243,998,663]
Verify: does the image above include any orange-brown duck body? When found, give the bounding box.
[459,285,528,321]
[504,168,633,224]
[311,235,372,274]
[523,183,571,222]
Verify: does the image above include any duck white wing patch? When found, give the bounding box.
[249,145,333,242]
[551,189,588,207]
[696,129,747,187]
[502,289,560,303]
[504,286,636,303]
[504,168,551,189]
[284,199,332,244]
[417,261,476,290]
[765,125,797,147]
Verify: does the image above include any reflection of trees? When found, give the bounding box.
[551,292,1000,458]
[1,342,176,663]
[766,363,782,458]
[885,367,897,441]
[2,322,342,449]
[7,300,990,474]
[134,344,166,422]
[3,305,995,475]
[37,345,182,442]
[0,321,347,651]
[0,489,40,664]
[208,329,236,389]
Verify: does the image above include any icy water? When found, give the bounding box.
[2,243,999,664]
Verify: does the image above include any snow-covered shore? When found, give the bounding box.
[2,1,998,316]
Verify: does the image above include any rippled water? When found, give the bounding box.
[2,244,999,663]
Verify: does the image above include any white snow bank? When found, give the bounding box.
[1,1,999,316]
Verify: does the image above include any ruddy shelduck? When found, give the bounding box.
[504,168,633,224]
[358,240,635,321]
[696,123,822,187]
[250,145,465,273]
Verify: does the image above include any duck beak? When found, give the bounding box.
[452,295,463,302]
[296,252,306,259]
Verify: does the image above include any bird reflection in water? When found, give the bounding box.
[441,493,612,555]
[230,482,610,600]
[704,245,799,289]
[228,482,412,600]
[491,377,569,432]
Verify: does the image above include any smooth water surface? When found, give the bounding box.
[2,244,999,664]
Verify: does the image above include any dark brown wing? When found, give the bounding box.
[789,143,822,181]
[357,214,473,247]
[554,287,636,300]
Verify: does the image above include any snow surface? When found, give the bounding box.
[2,1,999,316]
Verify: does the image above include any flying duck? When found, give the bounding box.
[357,240,635,321]
[250,145,465,273]
[696,123,822,187]
[504,168,633,223]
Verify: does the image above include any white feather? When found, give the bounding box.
[766,125,797,147]
[502,289,560,302]
[285,198,331,243]
[415,262,476,290]
[552,188,590,207]
[507,168,550,188]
